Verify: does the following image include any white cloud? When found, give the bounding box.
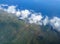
[28,13,43,25]
[19,9,31,19]
[16,10,21,17]
[43,16,49,25]
[0,4,8,6]
[0,4,8,10]
[6,5,16,14]
[0,6,3,10]
[0,5,3,10]
[1,4,60,31]
[50,17,60,31]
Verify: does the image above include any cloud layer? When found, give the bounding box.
[0,4,60,31]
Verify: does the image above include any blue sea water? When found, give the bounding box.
[0,0,60,17]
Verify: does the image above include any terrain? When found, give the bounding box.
[0,10,60,44]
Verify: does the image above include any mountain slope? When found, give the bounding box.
[0,10,60,44]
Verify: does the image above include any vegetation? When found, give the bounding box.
[0,10,60,44]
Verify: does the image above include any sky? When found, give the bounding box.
[0,0,60,17]
[0,0,60,31]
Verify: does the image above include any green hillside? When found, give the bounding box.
[0,10,60,44]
